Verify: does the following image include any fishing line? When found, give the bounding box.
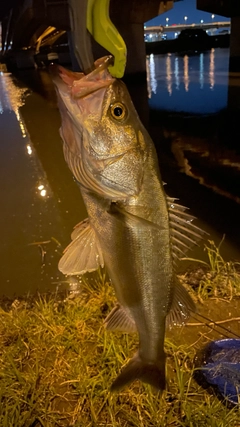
[190,312,240,339]
[190,314,232,339]
[196,312,240,339]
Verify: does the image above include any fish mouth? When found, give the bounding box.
[50,56,115,98]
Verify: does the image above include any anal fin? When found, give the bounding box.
[104,304,137,333]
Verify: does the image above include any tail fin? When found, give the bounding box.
[111,353,165,392]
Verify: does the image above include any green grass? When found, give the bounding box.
[181,240,240,302]
[0,245,240,426]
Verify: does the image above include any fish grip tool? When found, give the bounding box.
[87,0,127,77]
[69,0,127,77]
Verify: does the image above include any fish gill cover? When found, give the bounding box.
[51,56,205,392]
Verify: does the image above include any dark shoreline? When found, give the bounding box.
[145,33,230,55]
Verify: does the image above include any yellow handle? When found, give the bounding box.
[87,0,127,78]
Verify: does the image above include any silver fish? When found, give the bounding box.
[51,56,204,391]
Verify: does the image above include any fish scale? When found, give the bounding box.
[51,56,205,392]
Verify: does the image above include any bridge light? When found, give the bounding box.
[184,16,188,23]
[211,14,215,20]
[200,19,204,24]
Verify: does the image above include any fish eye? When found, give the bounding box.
[110,102,127,121]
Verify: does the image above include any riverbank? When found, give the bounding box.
[1,242,240,426]
[145,33,230,55]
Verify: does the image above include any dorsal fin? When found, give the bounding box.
[167,196,207,265]
[58,218,104,275]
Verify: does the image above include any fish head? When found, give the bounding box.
[51,57,147,200]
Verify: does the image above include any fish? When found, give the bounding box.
[51,56,204,392]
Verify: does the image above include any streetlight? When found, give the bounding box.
[166,17,169,27]
[200,19,204,24]
[211,14,215,20]
[184,16,188,24]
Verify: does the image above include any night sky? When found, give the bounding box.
[146,0,228,26]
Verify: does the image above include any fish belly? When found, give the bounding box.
[83,185,173,363]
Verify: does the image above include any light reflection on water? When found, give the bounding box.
[0,58,239,297]
[146,47,240,205]
[146,47,240,260]
[147,48,229,113]
[0,71,85,297]
[0,73,51,202]
[0,72,27,115]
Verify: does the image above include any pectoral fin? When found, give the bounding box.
[58,218,104,275]
[110,203,163,231]
[70,218,88,240]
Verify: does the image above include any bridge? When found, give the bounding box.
[145,21,231,34]
[0,0,240,74]
[0,0,178,74]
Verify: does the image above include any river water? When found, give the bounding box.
[0,47,240,297]
[147,48,229,114]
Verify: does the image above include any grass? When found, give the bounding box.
[181,239,240,302]
[0,244,240,426]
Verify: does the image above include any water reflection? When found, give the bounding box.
[1,56,240,298]
[174,57,179,91]
[0,70,85,297]
[0,71,27,115]
[0,73,53,202]
[26,143,33,155]
[166,54,172,96]
[147,48,240,257]
[147,48,240,205]
[147,54,157,98]
[146,48,228,113]
[38,184,47,198]
[199,53,204,89]
[171,135,240,204]
[209,49,215,89]
[183,54,189,92]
